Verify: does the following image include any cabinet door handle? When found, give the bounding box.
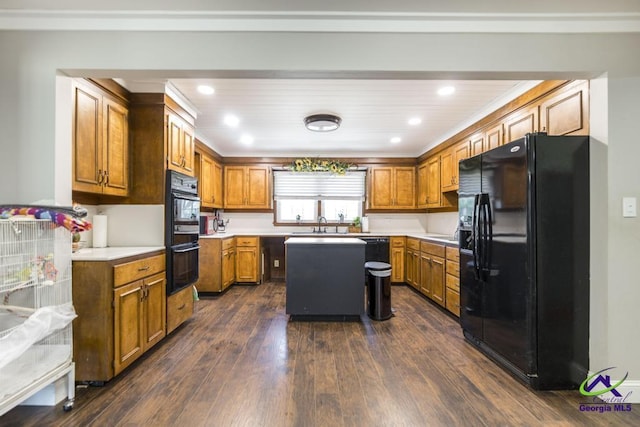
[97,169,104,184]
[104,170,109,186]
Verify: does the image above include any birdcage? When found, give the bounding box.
[0,218,76,415]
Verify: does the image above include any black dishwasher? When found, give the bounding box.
[361,237,390,263]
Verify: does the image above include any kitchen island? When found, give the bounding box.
[285,237,366,320]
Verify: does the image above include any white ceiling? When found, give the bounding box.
[4,1,638,158]
[156,78,537,157]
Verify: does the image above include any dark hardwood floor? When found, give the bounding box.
[3,283,637,426]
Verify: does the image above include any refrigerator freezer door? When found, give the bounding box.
[479,137,535,375]
[458,155,484,341]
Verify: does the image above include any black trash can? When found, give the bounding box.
[365,261,392,320]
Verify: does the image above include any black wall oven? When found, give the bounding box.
[166,171,200,295]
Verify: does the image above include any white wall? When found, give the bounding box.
[606,76,640,374]
[588,75,609,372]
[0,29,639,392]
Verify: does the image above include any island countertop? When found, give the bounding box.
[284,237,366,245]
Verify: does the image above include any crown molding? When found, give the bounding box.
[1,10,640,33]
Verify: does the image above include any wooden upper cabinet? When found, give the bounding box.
[470,134,484,157]
[224,165,271,209]
[539,80,589,136]
[369,167,393,208]
[425,155,441,208]
[441,140,470,193]
[417,162,429,209]
[504,105,538,145]
[440,148,454,193]
[167,111,195,176]
[246,167,271,208]
[73,82,102,193]
[103,98,129,196]
[368,166,416,209]
[485,123,503,152]
[198,152,223,209]
[129,93,197,204]
[72,79,129,196]
[212,161,223,208]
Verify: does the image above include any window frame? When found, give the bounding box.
[272,170,366,226]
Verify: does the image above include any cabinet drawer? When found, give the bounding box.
[167,285,194,334]
[391,236,406,248]
[222,237,235,251]
[445,246,459,262]
[445,288,460,317]
[236,236,258,247]
[114,254,165,287]
[446,260,459,278]
[420,241,445,257]
[406,238,420,251]
[446,273,459,291]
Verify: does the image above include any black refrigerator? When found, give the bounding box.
[458,132,589,390]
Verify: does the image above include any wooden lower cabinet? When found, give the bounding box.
[222,238,236,288]
[236,236,261,283]
[73,252,166,382]
[405,238,420,290]
[196,237,237,292]
[167,285,194,334]
[390,236,405,283]
[445,246,461,317]
[113,271,166,375]
[419,241,445,307]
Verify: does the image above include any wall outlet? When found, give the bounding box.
[274,259,280,268]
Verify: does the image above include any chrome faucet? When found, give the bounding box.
[317,216,328,233]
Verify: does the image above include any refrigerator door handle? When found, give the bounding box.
[480,194,492,281]
[472,194,481,280]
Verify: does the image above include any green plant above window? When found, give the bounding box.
[286,158,356,175]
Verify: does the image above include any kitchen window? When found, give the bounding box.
[273,171,365,224]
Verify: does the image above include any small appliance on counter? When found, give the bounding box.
[213,209,228,233]
[199,215,216,235]
[216,217,229,233]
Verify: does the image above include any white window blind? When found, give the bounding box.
[273,171,366,200]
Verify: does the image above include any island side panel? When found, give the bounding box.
[285,243,365,316]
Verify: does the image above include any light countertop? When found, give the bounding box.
[200,232,458,245]
[71,246,165,261]
[284,237,366,245]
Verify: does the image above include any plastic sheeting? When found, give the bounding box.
[0,303,76,370]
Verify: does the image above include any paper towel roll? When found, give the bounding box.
[361,216,369,233]
[93,215,108,248]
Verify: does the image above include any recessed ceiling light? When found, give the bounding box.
[240,134,254,145]
[437,86,455,96]
[390,137,402,144]
[224,114,240,127]
[408,117,422,126]
[197,85,215,95]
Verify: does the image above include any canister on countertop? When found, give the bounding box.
[92,215,108,248]
[361,216,369,233]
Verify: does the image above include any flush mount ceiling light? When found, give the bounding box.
[304,114,341,132]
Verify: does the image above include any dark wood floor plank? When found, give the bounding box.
[3,284,639,427]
